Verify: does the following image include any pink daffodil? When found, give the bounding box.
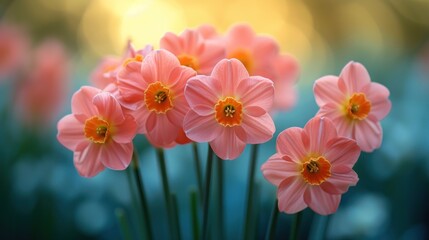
[117,49,196,148]
[57,86,137,177]
[271,54,299,111]
[261,116,360,215]
[313,61,392,152]
[160,29,225,74]
[184,58,275,160]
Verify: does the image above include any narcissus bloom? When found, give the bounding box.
[160,29,225,74]
[184,58,275,160]
[313,61,391,152]
[57,86,137,177]
[261,117,360,215]
[117,49,196,148]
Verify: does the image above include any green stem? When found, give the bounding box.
[190,188,200,240]
[216,156,224,239]
[156,148,175,239]
[265,199,279,240]
[309,214,329,240]
[132,151,153,240]
[290,211,303,240]
[201,145,214,240]
[115,208,133,240]
[192,143,203,201]
[171,193,182,240]
[243,144,259,240]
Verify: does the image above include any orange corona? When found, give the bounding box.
[345,93,371,120]
[144,82,173,113]
[228,49,253,74]
[178,54,199,71]
[84,116,110,144]
[301,156,331,185]
[215,97,243,127]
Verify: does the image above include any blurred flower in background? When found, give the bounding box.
[1,0,429,239]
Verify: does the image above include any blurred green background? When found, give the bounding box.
[1,0,429,239]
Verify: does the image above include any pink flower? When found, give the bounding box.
[261,116,360,215]
[0,23,29,79]
[117,49,196,148]
[313,61,392,152]
[184,58,275,160]
[160,29,225,74]
[57,86,137,177]
[15,39,70,126]
[224,24,279,78]
[271,54,299,111]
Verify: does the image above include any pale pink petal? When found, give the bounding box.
[237,76,274,111]
[168,65,196,92]
[185,76,221,116]
[100,141,133,170]
[317,106,354,139]
[211,59,249,96]
[90,56,121,89]
[130,106,151,134]
[354,118,382,152]
[74,144,105,177]
[160,32,183,55]
[184,111,223,142]
[241,112,275,144]
[92,92,124,124]
[338,61,371,94]
[252,36,279,64]
[210,127,246,160]
[314,75,345,106]
[304,186,341,215]
[57,114,86,151]
[198,41,226,75]
[166,95,189,127]
[245,106,266,117]
[364,82,391,120]
[276,127,308,162]
[325,137,360,173]
[117,61,146,109]
[272,54,299,110]
[304,117,338,154]
[277,177,307,214]
[112,114,137,143]
[196,24,219,39]
[141,50,180,85]
[71,86,101,117]
[321,171,359,194]
[261,154,300,186]
[146,113,179,148]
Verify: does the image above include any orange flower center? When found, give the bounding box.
[346,93,371,120]
[228,49,254,73]
[215,97,243,127]
[123,54,144,67]
[84,116,110,144]
[144,82,173,113]
[301,156,331,185]
[177,54,199,71]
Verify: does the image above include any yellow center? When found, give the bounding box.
[301,156,331,185]
[84,116,110,144]
[228,49,254,73]
[122,54,144,67]
[345,93,371,120]
[177,54,199,71]
[144,82,173,113]
[215,97,243,127]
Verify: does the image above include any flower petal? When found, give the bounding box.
[166,95,189,127]
[354,118,382,152]
[185,75,221,116]
[141,49,180,85]
[100,142,133,170]
[321,171,359,194]
[112,114,137,143]
[211,58,249,96]
[277,176,307,214]
[304,116,338,154]
[198,41,225,75]
[117,61,146,110]
[71,86,101,117]
[261,154,299,187]
[338,61,371,94]
[364,82,391,120]
[304,186,341,215]
[57,114,86,151]
[146,113,179,148]
[225,24,254,50]
[184,111,222,142]
[276,127,308,162]
[210,127,246,160]
[241,112,275,144]
[314,75,345,106]
[325,137,360,173]
[73,144,105,177]
[92,92,124,124]
[237,76,274,112]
